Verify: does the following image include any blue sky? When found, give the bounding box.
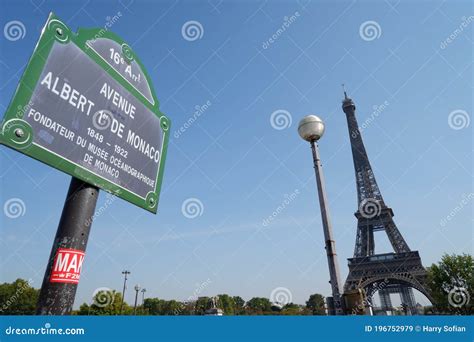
[0,0,472,308]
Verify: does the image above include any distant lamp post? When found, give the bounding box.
[119,270,130,315]
[141,288,146,305]
[133,284,141,315]
[298,115,344,315]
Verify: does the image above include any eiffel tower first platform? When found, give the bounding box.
[341,89,434,315]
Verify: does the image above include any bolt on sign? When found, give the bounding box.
[0,13,170,213]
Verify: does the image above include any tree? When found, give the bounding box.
[245,297,272,314]
[217,294,234,315]
[77,290,131,315]
[427,253,473,314]
[0,279,38,315]
[233,296,245,315]
[305,293,326,315]
[194,297,212,315]
[164,300,182,315]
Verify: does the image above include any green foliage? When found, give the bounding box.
[194,296,213,315]
[77,290,132,315]
[144,298,186,315]
[427,253,473,314]
[306,293,326,315]
[280,303,302,315]
[0,279,329,316]
[0,279,38,315]
[245,297,272,314]
[232,296,245,315]
[217,294,235,315]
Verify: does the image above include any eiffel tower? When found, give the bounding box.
[341,88,433,315]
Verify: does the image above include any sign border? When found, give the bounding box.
[0,13,170,214]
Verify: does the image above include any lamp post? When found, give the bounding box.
[119,270,130,315]
[141,288,146,305]
[133,284,141,315]
[298,115,344,315]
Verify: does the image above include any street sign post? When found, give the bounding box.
[0,13,170,314]
[0,13,170,213]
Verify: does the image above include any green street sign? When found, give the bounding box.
[0,13,170,213]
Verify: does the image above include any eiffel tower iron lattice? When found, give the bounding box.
[340,88,434,314]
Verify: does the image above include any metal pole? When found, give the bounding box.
[119,270,130,315]
[310,140,344,315]
[36,177,99,315]
[133,287,139,315]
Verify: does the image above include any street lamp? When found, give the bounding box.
[133,284,141,315]
[141,288,146,309]
[119,270,130,315]
[298,115,344,315]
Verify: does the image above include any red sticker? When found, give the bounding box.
[50,248,85,284]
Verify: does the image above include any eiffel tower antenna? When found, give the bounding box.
[342,83,348,99]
